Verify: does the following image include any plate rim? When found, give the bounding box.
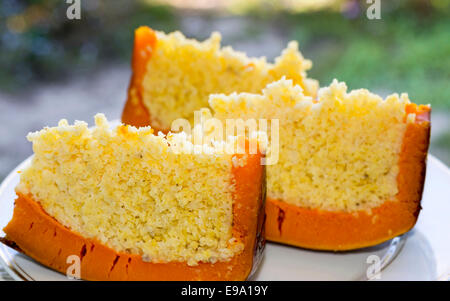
[0,156,33,281]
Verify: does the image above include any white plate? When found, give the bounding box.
[0,155,449,281]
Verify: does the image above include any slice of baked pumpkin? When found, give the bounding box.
[1,114,266,280]
[208,78,430,251]
[122,26,318,131]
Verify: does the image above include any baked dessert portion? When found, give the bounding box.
[209,78,431,251]
[1,114,266,280]
[122,26,318,131]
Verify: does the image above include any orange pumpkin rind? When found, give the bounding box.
[122,26,161,131]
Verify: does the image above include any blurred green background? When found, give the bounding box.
[0,0,449,180]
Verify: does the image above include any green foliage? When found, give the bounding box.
[0,0,178,91]
[288,9,450,108]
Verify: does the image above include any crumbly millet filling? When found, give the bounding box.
[141,30,318,129]
[17,114,243,266]
[210,78,414,212]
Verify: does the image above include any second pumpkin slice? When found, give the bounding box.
[206,78,430,251]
